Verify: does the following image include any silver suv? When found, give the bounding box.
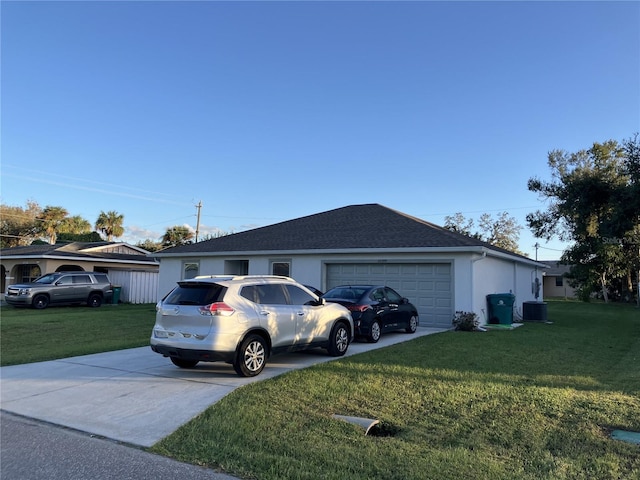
[150,275,354,377]
[5,272,113,309]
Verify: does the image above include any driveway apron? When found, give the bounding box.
[0,327,447,447]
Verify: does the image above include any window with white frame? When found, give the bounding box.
[271,260,290,277]
[183,262,199,280]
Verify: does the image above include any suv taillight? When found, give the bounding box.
[199,302,235,316]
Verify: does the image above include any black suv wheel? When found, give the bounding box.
[234,334,267,377]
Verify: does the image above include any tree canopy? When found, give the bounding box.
[38,205,69,245]
[444,211,523,254]
[59,215,92,235]
[1,203,127,247]
[0,201,41,247]
[161,225,194,248]
[527,134,639,302]
[95,211,125,241]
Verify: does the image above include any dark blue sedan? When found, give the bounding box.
[322,285,419,342]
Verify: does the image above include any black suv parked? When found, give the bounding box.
[5,272,114,309]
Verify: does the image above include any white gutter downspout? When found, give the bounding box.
[471,251,487,322]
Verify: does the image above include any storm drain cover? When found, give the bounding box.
[611,430,640,445]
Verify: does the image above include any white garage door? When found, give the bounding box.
[326,263,452,327]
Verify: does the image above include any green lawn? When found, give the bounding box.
[0,303,156,366]
[1,301,638,479]
[150,301,640,480]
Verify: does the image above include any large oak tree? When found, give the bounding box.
[527,134,639,302]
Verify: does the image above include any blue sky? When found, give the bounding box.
[2,1,638,260]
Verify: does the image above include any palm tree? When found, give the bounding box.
[136,239,162,252]
[161,225,194,247]
[38,205,68,244]
[59,215,92,234]
[95,211,124,241]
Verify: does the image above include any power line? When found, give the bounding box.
[417,206,541,217]
[537,245,567,252]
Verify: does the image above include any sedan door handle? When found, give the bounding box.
[260,311,270,316]
[296,311,305,316]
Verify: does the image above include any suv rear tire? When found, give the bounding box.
[88,293,103,308]
[234,334,267,377]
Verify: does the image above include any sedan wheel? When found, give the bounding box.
[406,315,418,333]
[368,320,381,343]
[234,334,267,377]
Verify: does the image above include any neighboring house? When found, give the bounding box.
[540,260,577,299]
[1,242,159,304]
[153,204,547,328]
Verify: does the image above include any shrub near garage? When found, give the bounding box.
[452,310,481,331]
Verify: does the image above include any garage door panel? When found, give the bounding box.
[326,263,452,328]
[356,265,372,274]
[401,265,417,274]
[436,298,451,307]
[419,280,435,292]
[418,298,434,308]
[417,264,435,275]
[435,265,450,275]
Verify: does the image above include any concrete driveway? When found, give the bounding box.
[0,327,447,448]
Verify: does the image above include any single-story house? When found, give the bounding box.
[152,204,546,328]
[1,242,159,304]
[540,260,576,299]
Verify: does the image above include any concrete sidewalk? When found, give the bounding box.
[0,327,447,447]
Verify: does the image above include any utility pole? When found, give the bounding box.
[534,242,540,300]
[195,201,202,243]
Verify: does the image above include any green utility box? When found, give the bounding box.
[486,293,515,324]
[112,286,122,305]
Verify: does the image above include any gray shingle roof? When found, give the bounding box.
[157,204,530,259]
[539,260,571,276]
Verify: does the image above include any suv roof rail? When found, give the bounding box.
[194,274,295,281]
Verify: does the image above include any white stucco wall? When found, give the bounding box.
[155,249,544,326]
[469,254,543,323]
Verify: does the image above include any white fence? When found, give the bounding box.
[108,270,159,304]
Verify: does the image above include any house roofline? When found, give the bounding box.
[153,246,547,268]
[1,254,158,266]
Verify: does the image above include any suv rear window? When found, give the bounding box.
[92,273,110,284]
[164,283,226,306]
